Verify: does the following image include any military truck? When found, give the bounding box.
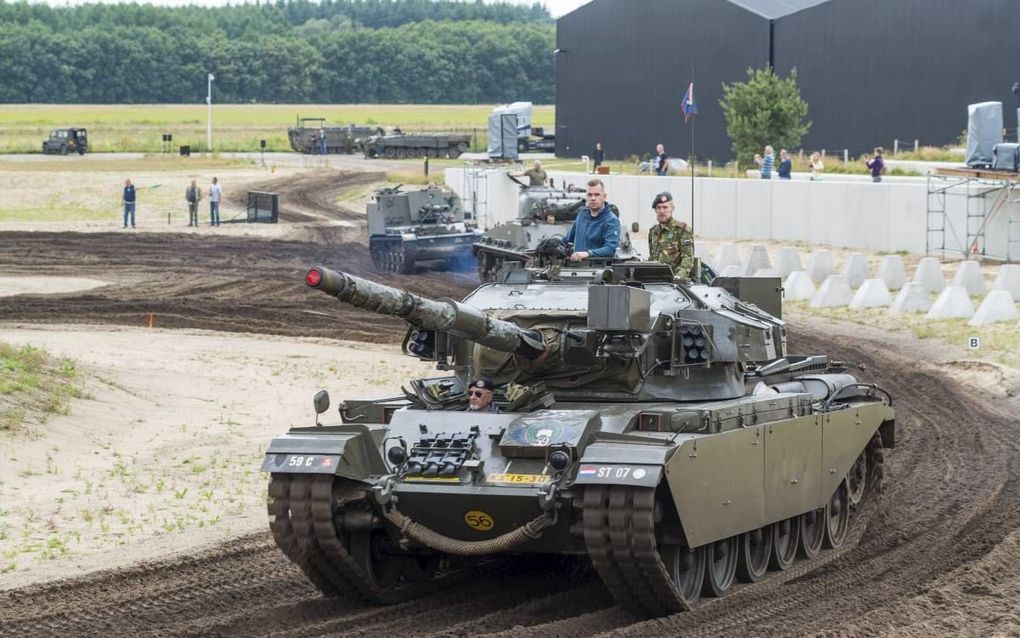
[287,117,380,154]
[42,128,88,155]
[368,184,482,274]
[261,259,894,617]
[473,175,640,281]
[361,133,472,159]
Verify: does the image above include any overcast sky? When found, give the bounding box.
[27,0,593,18]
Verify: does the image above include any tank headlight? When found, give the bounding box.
[549,450,571,471]
[401,233,416,241]
[387,446,407,466]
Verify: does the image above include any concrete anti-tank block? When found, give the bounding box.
[752,267,778,277]
[926,286,974,319]
[889,282,932,314]
[912,257,946,293]
[743,244,772,275]
[952,260,986,297]
[784,270,816,301]
[842,252,870,289]
[849,278,892,309]
[713,244,742,271]
[991,264,1020,299]
[810,274,853,308]
[968,290,1018,326]
[807,250,835,284]
[719,264,743,278]
[776,248,802,278]
[877,255,907,290]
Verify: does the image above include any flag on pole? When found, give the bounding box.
[681,82,698,123]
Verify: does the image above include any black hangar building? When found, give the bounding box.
[555,0,1020,162]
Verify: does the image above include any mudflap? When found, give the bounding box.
[260,424,386,482]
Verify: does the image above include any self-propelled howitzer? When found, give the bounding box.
[262,262,895,617]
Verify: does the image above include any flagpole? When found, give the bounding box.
[690,67,695,243]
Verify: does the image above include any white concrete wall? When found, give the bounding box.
[444,168,1018,257]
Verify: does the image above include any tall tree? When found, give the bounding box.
[719,67,811,163]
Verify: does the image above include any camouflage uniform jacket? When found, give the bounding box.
[648,218,694,279]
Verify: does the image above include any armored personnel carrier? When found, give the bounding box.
[473,176,640,281]
[361,133,471,159]
[261,259,894,617]
[287,117,380,154]
[368,184,482,274]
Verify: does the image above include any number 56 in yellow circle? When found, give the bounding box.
[464,510,494,531]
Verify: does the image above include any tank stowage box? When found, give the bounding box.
[367,185,482,274]
[261,260,894,617]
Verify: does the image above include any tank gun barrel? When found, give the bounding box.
[305,267,546,359]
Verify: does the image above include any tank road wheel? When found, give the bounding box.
[768,517,801,571]
[414,147,426,158]
[349,528,403,591]
[846,450,868,507]
[583,485,705,616]
[383,147,396,159]
[823,482,850,549]
[427,148,438,158]
[396,147,407,159]
[446,146,460,159]
[701,536,738,597]
[798,508,825,559]
[735,526,772,583]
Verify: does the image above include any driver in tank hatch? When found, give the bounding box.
[562,178,620,263]
[468,378,498,413]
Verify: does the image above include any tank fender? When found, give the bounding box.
[572,441,668,487]
[260,424,386,481]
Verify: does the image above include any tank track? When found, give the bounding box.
[267,473,443,604]
[582,431,887,616]
[583,485,691,617]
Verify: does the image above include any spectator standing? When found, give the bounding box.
[655,143,669,176]
[755,145,775,179]
[810,152,825,180]
[209,177,222,226]
[593,141,604,172]
[777,149,792,180]
[122,178,136,228]
[866,147,885,183]
[318,128,327,155]
[185,180,201,227]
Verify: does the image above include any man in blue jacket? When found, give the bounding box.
[563,178,620,262]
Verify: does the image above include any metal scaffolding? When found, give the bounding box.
[926,168,1019,262]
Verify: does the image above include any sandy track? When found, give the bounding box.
[2,321,1018,636]
[2,168,1018,636]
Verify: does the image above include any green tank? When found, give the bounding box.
[361,133,472,159]
[367,184,482,274]
[261,261,894,617]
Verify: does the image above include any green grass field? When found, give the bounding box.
[0,104,555,154]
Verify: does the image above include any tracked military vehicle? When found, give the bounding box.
[262,260,894,617]
[368,184,482,274]
[361,133,471,159]
[287,117,380,154]
[473,175,640,281]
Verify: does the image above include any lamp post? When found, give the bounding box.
[206,73,215,153]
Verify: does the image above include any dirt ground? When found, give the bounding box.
[2,165,1020,637]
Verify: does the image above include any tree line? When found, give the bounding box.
[0,0,554,104]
